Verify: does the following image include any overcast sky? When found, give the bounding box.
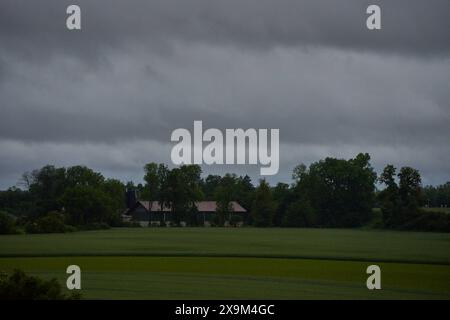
[1,0,449,189]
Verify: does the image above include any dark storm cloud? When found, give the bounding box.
[0,0,449,188]
[0,0,450,58]
[1,46,448,145]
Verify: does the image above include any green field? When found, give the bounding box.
[1,228,450,299]
[424,207,450,214]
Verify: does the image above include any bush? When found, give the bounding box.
[64,225,78,232]
[401,210,450,232]
[25,212,69,234]
[0,269,81,300]
[229,214,243,227]
[0,211,18,234]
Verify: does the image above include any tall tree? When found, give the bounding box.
[201,175,222,199]
[102,178,126,212]
[65,166,104,188]
[235,175,254,211]
[398,166,422,217]
[159,165,202,225]
[378,165,401,227]
[215,174,237,225]
[251,180,276,227]
[272,182,291,226]
[62,185,113,225]
[27,165,67,214]
[143,163,168,202]
[293,153,377,227]
[379,165,423,228]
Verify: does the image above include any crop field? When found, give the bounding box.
[1,228,450,299]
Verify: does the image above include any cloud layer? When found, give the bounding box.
[0,0,449,188]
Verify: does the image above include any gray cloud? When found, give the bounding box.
[1,0,450,58]
[0,0,449,188]
[2,46,449,144]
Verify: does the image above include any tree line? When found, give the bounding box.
[0,165,126,234]
[422,183,450,208]
[1,153,449,234]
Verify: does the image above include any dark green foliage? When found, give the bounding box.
[1,156,448,232]
[234,175,255,212]
[102,178,126,213]
[399,167,422,212]
[229,214,243,227]
[215,174,237,226]
[156,164,203,225]
[208,213,219,226]
[282,200,316,227]
[186,206,200,226]
[142,163,168,201]
[65,165,104,188]
[378,165,437,231]
[378,165,401,227]
[0,211,18,234]
[272,183,291,226]
[202,173,254,226]
[291,153,377,227]
[252,180,277,227]
[0,269,80,300]
[25,212,69,234]
[24,165,67,214]
[201,175,222,199]
[215,186,233,226]
[62,186,114,225]
[401,210,450,232]
[0,187,34,216]
[4,165,127,232]
[423,182,450,208]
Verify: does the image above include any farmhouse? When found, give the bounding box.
[124,200,247,227]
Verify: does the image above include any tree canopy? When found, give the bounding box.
[1,153,449,232]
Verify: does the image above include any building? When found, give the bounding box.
[123,200,247,227]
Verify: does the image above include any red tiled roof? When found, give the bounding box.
[137,200,246,213]
[196,201,246,212]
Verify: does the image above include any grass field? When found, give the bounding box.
[424,207,450,214]
[1,228,450,299]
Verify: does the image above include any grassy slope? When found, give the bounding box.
[1,228,450,264]
[1,228,449,299]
